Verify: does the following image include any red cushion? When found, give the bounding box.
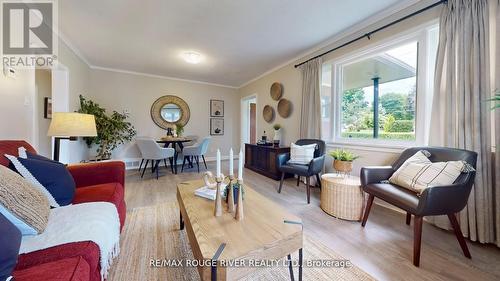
[0,140,36,167]
[16,241,100,281]
[73,183,126,229]
[13,256,90,281]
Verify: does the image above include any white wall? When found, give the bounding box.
[0,69,35,143]
[88,69,240,160]
[57,40,91,164]
[238,1,441,175]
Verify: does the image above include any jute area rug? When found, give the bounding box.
[108,202,374,281]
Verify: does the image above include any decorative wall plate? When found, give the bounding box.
[270,82,283,101]
[263,105,275,123]
[277,98,292,118]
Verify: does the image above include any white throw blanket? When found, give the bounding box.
[19,202,120,280]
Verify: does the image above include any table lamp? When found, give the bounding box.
[47,112,97,161]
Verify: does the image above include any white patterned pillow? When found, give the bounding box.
[389,150,470,193]
[288,143,316,165]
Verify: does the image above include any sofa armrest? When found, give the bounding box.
[67,161,125,188]
[308,155,325,174]
[277,152,290,169]
[416,172,475,216]
[360,166,394,186]
[16,241,99,272]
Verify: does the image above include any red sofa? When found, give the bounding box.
[0,140,126,281]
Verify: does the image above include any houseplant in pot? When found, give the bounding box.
[273,124,282,146]
[78,95,137,160]
[329,149,359,175]
[175,123,184,137]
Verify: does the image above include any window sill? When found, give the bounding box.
[326,141,410,154]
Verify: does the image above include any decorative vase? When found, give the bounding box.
[333,160,353,174]
[166,127,174,136]
[273,129,281,146]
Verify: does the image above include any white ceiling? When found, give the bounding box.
[59,0,410,87]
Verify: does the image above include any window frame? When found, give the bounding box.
[323,21,438,149]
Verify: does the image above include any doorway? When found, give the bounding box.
[241,95,257,144]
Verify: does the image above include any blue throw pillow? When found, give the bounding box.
[5,155,75,207]
[26,151,61,164]
[0,213,21,281]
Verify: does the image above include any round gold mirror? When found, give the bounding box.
[151,95,190,129]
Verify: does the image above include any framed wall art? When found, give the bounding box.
[44,97,52,119]
[210,118,224,135]
[210,99,224,117]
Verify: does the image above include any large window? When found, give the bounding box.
[321,24,438,147]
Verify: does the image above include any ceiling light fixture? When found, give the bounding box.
[182,51,202,64]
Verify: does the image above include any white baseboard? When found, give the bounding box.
[121,156,240,170]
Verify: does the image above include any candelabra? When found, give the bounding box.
[235,179,244,221]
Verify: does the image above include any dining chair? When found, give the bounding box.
[136,137,175,179]
[180,137,211,173]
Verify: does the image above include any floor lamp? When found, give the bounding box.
[47,112,97,162]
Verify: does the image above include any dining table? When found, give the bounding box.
[156,136,193,174]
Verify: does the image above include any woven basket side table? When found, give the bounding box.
[320,174,365,221]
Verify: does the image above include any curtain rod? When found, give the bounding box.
[294,0,446,68]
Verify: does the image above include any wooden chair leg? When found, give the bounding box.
[315,174,322,188]
[406,212,411,225]
[361,194,374,227]
[447,213,471,258]
[169,158,174,173]
[278,172,285,193]
[413,216,423,267]
[196,156,200,173]
[138,159,144,172]
[306,177,310,204]
[141,160,149,178]
[297,176,300,186]
[181,156,187,172]
[151,160,155,173]
[155,160,160,180]
[202,155,208,169]
[163,159,168,168]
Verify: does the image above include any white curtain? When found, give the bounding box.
[494,0,500,247]
[299,58,322,139]
[429,0,497,245]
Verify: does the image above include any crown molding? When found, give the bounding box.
[57,31,92,68]
[90,66,238,89]
[237,0,424,89]
[57,33,237,88]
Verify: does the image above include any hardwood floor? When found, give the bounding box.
[124,161,500,281]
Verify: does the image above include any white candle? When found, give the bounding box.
[216,149,221,177]
[229,148,234,176]
[238,148,243,180]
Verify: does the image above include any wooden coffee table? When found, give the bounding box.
[177,180,303,281]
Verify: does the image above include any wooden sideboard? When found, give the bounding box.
[244,143,292,181]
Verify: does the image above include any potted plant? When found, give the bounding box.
[487,90,499,110]
[78,95,137,160]
[329,149,359,174]
[273,124,282,146]
[175,123,184,137]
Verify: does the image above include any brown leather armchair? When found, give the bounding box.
[360,147,477,267]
